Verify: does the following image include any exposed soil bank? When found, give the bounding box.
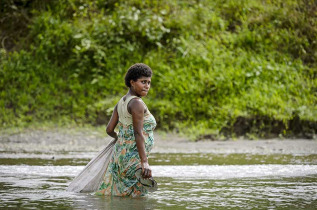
[0,128,316,154]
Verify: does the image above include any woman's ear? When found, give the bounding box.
[130,80,134,87]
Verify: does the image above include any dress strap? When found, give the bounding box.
[124,95,139,105]
[118,95,149,125]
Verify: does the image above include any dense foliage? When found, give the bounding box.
[1,0,316,139]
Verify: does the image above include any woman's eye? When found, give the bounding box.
[141,80,150,85]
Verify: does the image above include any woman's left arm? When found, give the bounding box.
[106,105,119,140]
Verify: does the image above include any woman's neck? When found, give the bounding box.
[127,89,141,98]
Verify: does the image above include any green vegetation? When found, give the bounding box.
[0,0,316,139]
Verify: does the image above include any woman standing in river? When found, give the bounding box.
[95,63,156,197]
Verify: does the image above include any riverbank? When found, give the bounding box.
[0,127,316,154]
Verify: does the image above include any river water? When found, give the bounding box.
[0,152,316,209]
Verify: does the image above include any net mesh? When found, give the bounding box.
[67,139,116,193]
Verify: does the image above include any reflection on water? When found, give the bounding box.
[1,152,316,166]
[0,153,316,209]
[154,176,317,209]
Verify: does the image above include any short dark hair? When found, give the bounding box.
[124,63,153,87]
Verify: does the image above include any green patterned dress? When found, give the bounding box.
[96,96,156,197]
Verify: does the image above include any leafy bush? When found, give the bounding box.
[0,0,316,139]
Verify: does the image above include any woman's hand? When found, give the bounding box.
[141,161,152,179]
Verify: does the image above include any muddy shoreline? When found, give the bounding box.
[0,128,316,154]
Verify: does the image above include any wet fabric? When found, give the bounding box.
[96,95,156,197]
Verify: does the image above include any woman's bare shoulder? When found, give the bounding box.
[128,98,146,114]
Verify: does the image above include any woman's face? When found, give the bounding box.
[130,76,151,97]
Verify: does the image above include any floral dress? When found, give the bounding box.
[96,96,156,197]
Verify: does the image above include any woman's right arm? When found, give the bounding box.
[106,105,119,140]
[129,99,152,179]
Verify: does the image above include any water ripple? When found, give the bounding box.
[0,165,316,179]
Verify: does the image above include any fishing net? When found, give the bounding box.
[67,139,117,193]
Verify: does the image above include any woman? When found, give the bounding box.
[96,63,156,197]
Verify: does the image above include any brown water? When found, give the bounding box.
[0,152,316,209]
